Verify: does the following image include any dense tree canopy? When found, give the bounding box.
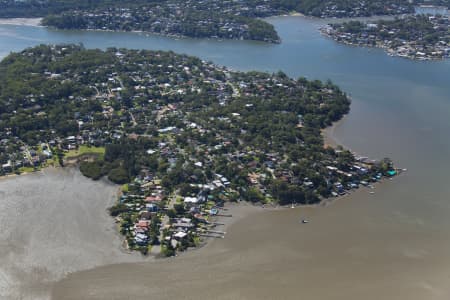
[0,45,394,205]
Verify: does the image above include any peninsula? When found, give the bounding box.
[321,14,450,60]
[0,44,398,256]
[0,0,448,42]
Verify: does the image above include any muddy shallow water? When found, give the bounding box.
[50,173,450,300]
[0,168,145,300]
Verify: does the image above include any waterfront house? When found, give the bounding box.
[145,195,163,203]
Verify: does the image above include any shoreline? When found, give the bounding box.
[0,17,42,26]
[319,13,450,62]
[0,167,44,182]
[0,149,106,181]
[0,114,396,260]
[172,201,263,257]
[50,170,405,300]
[322,118,346,150]
[51,27,281,44]
[320,30,449,61]
[50,201,264,299]
[0,14,401,45]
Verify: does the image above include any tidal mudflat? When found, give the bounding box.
[0,168,145,300]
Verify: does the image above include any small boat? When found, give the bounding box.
[301,219,309,224]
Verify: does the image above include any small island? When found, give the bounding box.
[321,14,450,60]
[1,0,448,43]
[0,44,398,256]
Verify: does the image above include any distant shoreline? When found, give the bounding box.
[0,166,45,182]
[0,18,42,26]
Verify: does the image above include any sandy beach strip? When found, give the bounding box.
[322,120,344,149]
[0,18,42,26]
[288,12,306,17]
